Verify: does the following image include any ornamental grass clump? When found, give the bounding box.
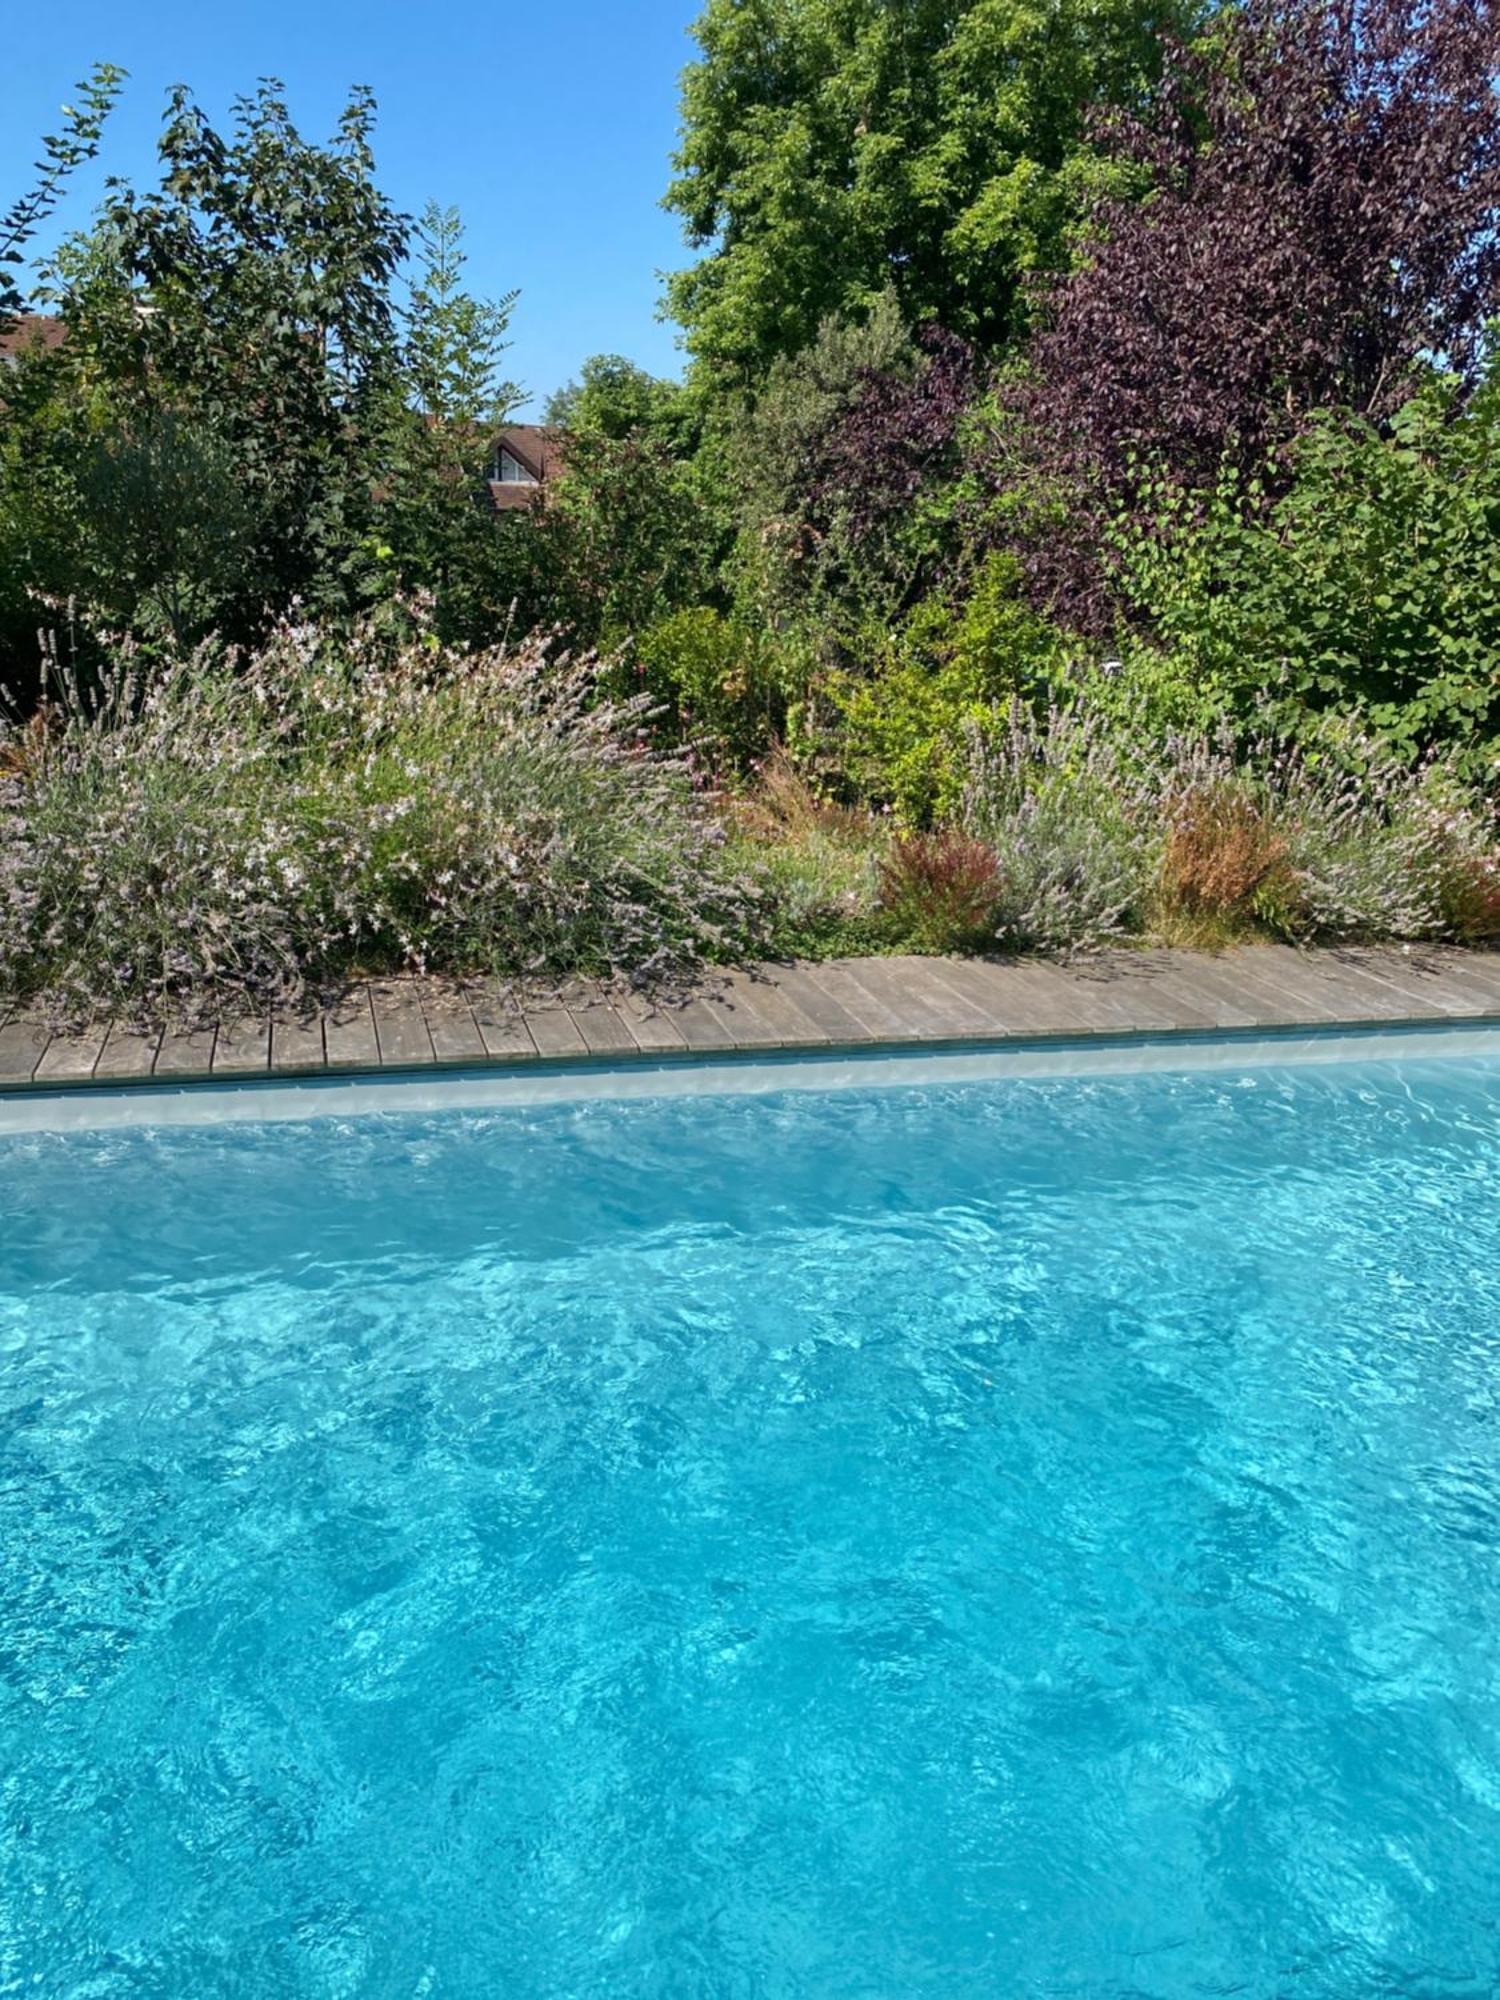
[1158,781,1290,940]
[1140,731,1499,944]
[1251,743,1468,941]
[725,749,885,955]
[1437,848,1500,942]
[950,698,1500,953]
[878,829,1004,951]
[0,618,769,1023]
[1398,772,1500,943]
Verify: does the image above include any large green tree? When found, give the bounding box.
[545,355,693,448]
[663,0,1197,385]
[22,80,409,649]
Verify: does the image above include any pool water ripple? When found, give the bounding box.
[2,1053,1500,1995]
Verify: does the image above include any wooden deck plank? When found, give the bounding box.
[711,968,839,1047]
[466,981,539,1062]
[942,958,1121,1035]
[910,956,1057,1035]
[919,956,1089,1035]
[1056,958,1229,1033]
[881,955,1007,1033]
[610,987,688,1053]
[212,1018,271,1077]
[418,979,487,1064]
[935,952,1214,1035]
[797,960,923,1040]
[1450,947,1500,995]
[323,988,381,1069]
[1179,950,1326,1028]
[1269,943,1449,1021]
[0,1019,52,1086]
[1392,946,1500,1011]
[370,982,435,1068]
[1204,948,1351,1024]
[154,1024,217,1079]
[524,999,590,1058]
[1332,946,1499,1017]
[664,989,743,1050]
[1102,952,1261,1031]
[34,1026,108,1083]
[769,963,879,1043]
[1423,949,1500,1006]
[270,1013,327,1074]
[812,960,940,1040]
[662,976,784,1050]
[94,1025,164,1081]
[5,946,1500,1095]
[1286,947,1481,1021]
[564,985,641,1056]
[1150,954,1291,1030]
[1248,944,1418,1024]
[1028,962,1181,1032]
[831,956,990,1038]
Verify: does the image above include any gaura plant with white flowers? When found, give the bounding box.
[0,614,770,1024]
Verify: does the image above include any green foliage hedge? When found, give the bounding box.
[1117,371,1500,775]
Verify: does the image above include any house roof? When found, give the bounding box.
[0,314,66,362]
[487,424,566,510]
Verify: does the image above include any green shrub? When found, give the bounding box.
[1072,644,1236,743]
[834,554,1068,821]
[632,607,786,765]
[1116,369,1500,773]
[0,619,770,1022]
[834,646,998,824]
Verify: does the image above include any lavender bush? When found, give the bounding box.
[0,619,769,1023]
[955,697,1500,954]
[960,703,1164,951]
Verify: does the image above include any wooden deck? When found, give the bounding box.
[2,944,1499,1092]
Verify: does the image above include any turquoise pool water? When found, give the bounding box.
[3,1047,1500,1997]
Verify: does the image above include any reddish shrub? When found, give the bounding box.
[0,708,54,783]
[992,0,1500,625]
[878,829,1004,951]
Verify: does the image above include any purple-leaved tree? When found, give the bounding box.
[811,328,982,550]
[990,0,1500,623]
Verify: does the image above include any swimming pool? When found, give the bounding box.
[4,1040,1500,1996]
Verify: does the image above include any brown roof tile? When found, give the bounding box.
[0,313,65,361]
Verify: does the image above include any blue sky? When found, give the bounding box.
[2,0,702,414]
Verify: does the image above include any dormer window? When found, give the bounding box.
[482,427,557,511]
[494,445,538,485]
